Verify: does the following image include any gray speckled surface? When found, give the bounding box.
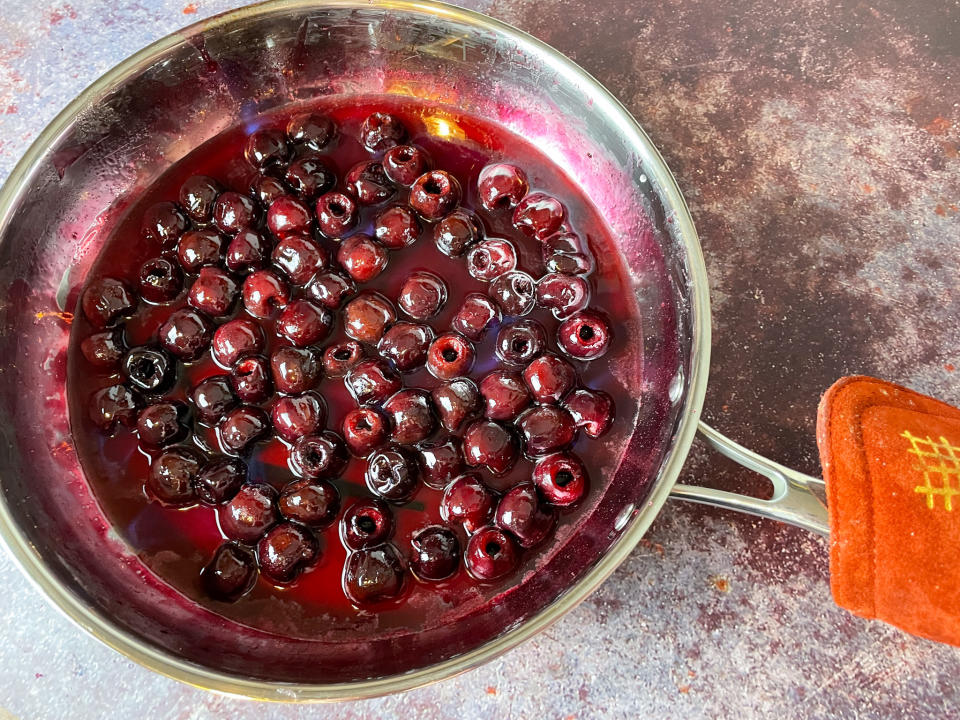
[1,0,959,718]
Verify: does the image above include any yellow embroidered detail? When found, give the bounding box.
[903,430,960,511]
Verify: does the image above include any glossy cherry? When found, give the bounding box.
[191,375,237,424]
[344,358,402,405]
[477,163,528,211]
[418,436,465,490]
[431,378,480,432]
[306,271,356,309]
[122,347,174,394]
[464,527,519,581]
[242,269,290,318]
[433,208,482,257]
[148,448,200,505]
[366,445,420,502]
[489,270,536,316]
[290,431,349,479]
[479,370,531,421]
[462,420,519,476]
[523,354,576,404]
[284,155,335,198]
[213,191,258,234]
[345,161,395,205]
[536,273,591,319]
[159,308,212,361]
[516,405,576,456]
[179,175,221,222]
[230,355,272,403]
[383,389,436,445]
[360,112,407,152]
[315,191,358,239]
[270,346,321,394]
[244,128,289,168]
[466,238,517,282]
[513,191,565,239]
[286,112,335,151]
[258,523,319,583]
[426,333,475,380]
[562,388,614,437]
[267,195,312,238]
[341,498,393,550]
[141,202,187,245]
[89,384,141,431]
[382,144,429,185]
[202,542,257,601]
[195,457,247,505]
[138,257,183,303]
[218,405,271,454]
[409,170,461,221]
[343,545,406,604]
[271,392,326,442]
[557,310,612,360]
[219,483,278,542]
[343,292,396,344]
[188,266,238,317]
[533,452,589,506]
[337,234,388,283]
[495,483,557,548]
[81,277,136,329]
[397,271,447,320]
[410,526,459,581]
[81,329,125,368]
[452,293,500,340]
[495,320,547,366]
[277,299,333,347]
[341,406,389,457]
[440,473,495,533]
[136,401,189,447]
[212,318,265,368]
[272,235,327,285]
[377,322,433,372]
[226,229,271,274]
[374,205,420,249]
[322,340,365,377]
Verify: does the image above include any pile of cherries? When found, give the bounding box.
[78,110,614,606]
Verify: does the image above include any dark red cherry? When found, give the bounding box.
[496,319,547,366]
[479,370,531,421]
[290,431,348,479]
[202,542,257,601]
[250,173,290,206]
[244,128,289,168]
[426,333,475,380]
[533,452,588,506]
[271,235,328,285]
[383,389,436,445]
[563,388,614,438]
[230,355,272,403]
[195,457,247,505]
[306,271,356,309]
[343,291,396,344]
[342,407,389,457]
[159,308,212,361]
[270,346,320,394]
[341,499,393,550]
[463,420,519,476]
[366,445,420,502]
[277,299,333,347]
[177,229,224,272]
[495,483,557,548]
[271,392,326,442]
[315,191,358,239]
[323,340,365,377]
[226,229,271,274]
[536,273,590,319]
[343,545,406,604]
[452,293,500,340]
[81,277,136,329]
[466,238,517,282]
[212,318,265,368]
[409,170,461,221]
[219,483,278,542]
[286,112,335,151]
[136,401,189,447]
[284,155,335,198]
[191,375,237,424]
[382,144,429,185]
[213,191,258,234]
[344,358,401,405]
[374,205,420,249]
[431,378,480,432]
[138,257,183,303]
[523,354,576,404]
[242,269,290,318]
[557,310,612,360]
[81,329,125,368]
[345,161,395,205]
[122,347,174,394]
[218,405,271,454]
[179,175,221,222]
[258,522,319,583]
[440,473,495,533]
[360,112,407,152]
[513,192,565,239]
[465,526,519,581]
[188,266,238,318]
[141,202,187,245]
[477,163,528,211]
[337,234,388,283]
[377,322,433,372]
[516,405,576,456]
[89,383,141,431]
[410,526,459,581]
[397,271,446,320]
[433,209,482,257]
[148,447,200,505]
[489,270,536,316]
[267,195,312,238]
[418,436,465,490]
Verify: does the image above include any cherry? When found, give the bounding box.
[213,191,258,234]
[148,447,200,505]
[242,269,290,318]
[516,405,576,456]
[267,195,312,238]
[431,378,480,432]
[81,277,136,329]
[271,235,328,285]
[374,205,420,249]
[244,128,289,168]
[258,522,318,583]
[290,431,349,479]
[397,271,447,320]
[513,192,565,240]
[463,420,519,476]
[343,545,406,604]
[489,270,536,316]
[479,370,531,421]
[410,526,459,581]
[426,333,475,380]
[477,163,528,211]
[188,266,239,317]
[141,202,187,245]
[342,406,389,457]
[218,405,271,454]
[360,112,407,152]
[284,155,335,198]
[377,322,433,372]
[337,234,388,283]
[178,175,221,222]
[382,144,429,185]
[495,320,546,366]
[322,340,365,377]
[277,299,333,347]
[136,401,189,447]
[341,499,393,550]
[533,452,588,506]
[466,238,517,282]
[366,445,420,502]
[543,231,595,275]
[286,112,335,151]
[383,389,436,445]
[81,329,125,368]
[343,291,396,344]
[271,392,326,442]
[251,173,290,206]
[202,542,257,601]
[452,293,500,340]
[195,457,246,505]
[409,170,461,221]
[418,436,465,490]
[219,483,278,542]
[122,347,174,393]
[562,388,614,438]
[345,161,395,205]
[344,358,402,405]
[191,375,237,424]
[440,473,495,533]
[212,317,265,368]
[315,191,358,239]
[495,483,557,548]
[270,346,321,394]
[523,354,576,404]
[226,229,271,274]
[536,273,590,319]
[159,308,213,361]
[465,527,519,581]
[433,209,483,257]
[306,271,356,309]
[138,257,183,303]
[176,230,224,272]
[89,383,141,430]
[557,310,612,360]
[230,355,272,403]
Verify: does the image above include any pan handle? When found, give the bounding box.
[669,422,829,536]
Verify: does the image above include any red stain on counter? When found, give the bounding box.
[48,4,77,25]
[183,2,198,13]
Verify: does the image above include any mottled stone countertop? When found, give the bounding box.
[0,0,958,718]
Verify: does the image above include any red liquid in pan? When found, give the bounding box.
[66,97,646,640]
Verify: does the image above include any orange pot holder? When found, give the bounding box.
[817,376,960,645]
